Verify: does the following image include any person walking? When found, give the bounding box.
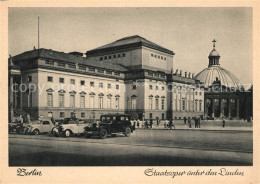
[184,117,187,124]
[188,117,191,128]
[222,117,225,128]
[150,118,153,129]
[194,117,198,128]
[197,116,201,128]
[137,119,140,128]
[156,117,160,127]
[169,119,173,129]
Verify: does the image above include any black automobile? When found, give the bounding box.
[84,114,135,139]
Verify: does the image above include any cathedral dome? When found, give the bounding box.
[195,39,243,90]
[194,66,243,89]
[209,49,220,57]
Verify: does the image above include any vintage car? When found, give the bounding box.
[52,118,91,137]
[25,119,54,135]
[84,114,135,139]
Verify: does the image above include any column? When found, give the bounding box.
[212,98,215,118]
[204,98,208,117]
[228,98,231,118]
[236,98,240,118]
[193,89,195,112]
[219,99,223,117]
[179,88,182,111]
[9,75,14,122]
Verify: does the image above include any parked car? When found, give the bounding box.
[84,114,135,139]
[25,119,54,135]
[52,118,91,137]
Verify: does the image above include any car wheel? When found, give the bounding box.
[64,130,71,137]
[33,129,40,135]
[99,129,107,139]
[124,127,131,137]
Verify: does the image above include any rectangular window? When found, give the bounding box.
[154,55,157,58]
[162,87,165,91]
[80,96,85,108]
[151,53,153,57]
[149,98,153,110]
[106,70,112,75]
[81,112,85,118]
[161,99,165,110]
[115,98,119,109]
[98,69,104,74]
[122,53,126,57]
[199,101,202,111]
[59,94,64,107]
[116,84,119,90]
[79,65,86,70]
[28,76,32,82]
[117,54,121,58]
[114,72,120,76]
[113,55,116,58]
[70,95,75,108]
[80,80,85,86]
[108,56,112,59]
[131,98,136,109]
[149,113,152,119]
[99,97,103,109]
[107,84,111,89]
[45,60,54,65]
[90,96,94,108]
[156,86,159,90]
[107,98,112,109]
[47,76,53,82]
[156,98,159,110]
[47,93,53,107]
[132,84,137,90]
[104,56,107,60]
[149,85,153,90]
[60,112,65,118]
[89,67,95,72]
[100,57,103,61]
[58,62,65,67]
[59,78,64,83]
[99,83,103,88]
[195,92,198,95]
[199,92,202,96]
[90,82,94,87]
[164,57,166,60]
[70,79,75,85]
[68,64,76,69]
[195,101,198,111]
[182,100,186,111]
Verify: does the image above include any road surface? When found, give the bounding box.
[9,129,252,166]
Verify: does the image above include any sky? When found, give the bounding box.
[8,8,252,85]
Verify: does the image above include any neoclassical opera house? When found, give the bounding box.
[194,40,251,119]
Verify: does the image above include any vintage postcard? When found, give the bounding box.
[0,1,259,183]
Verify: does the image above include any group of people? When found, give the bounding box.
[184,116,201,128]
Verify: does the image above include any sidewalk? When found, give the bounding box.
[137,120,253,131]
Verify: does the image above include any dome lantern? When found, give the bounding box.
[208,39,220,67]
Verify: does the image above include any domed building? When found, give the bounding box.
[195,40,247,119]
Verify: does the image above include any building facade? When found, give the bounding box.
[194,40,252,119]
[9,35,204,121]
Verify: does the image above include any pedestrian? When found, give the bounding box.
[137,119,140,128]
[156,117,159,127]
[150,118,153,129]
[184,117,187,124]
[51,117,55,125]
[164,119,169,129]
[169,119,173,129]
[222,117,225,128]
[133,119,137,129]
[188,117,191,128]
[145,119,148,129]
[197,116,201,128]
[194,117,197,128]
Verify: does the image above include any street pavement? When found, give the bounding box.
[9,128,252,166]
